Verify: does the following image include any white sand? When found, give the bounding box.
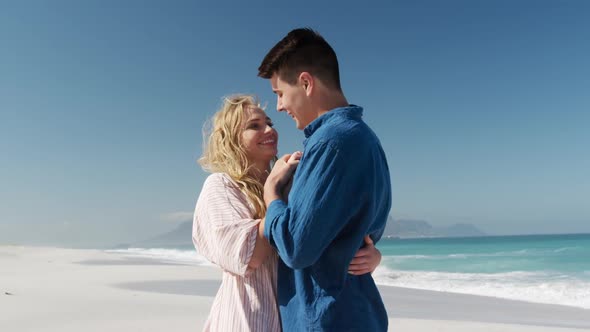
[1,246,589,332]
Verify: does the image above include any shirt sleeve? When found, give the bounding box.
[192,173,260,276]
[264,140,367,269]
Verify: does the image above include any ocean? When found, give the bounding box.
[108,233,590,309]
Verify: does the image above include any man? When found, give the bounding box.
[259,28,392,331]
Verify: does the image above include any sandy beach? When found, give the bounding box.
[1,246,589,331]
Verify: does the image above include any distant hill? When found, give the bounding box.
[127,216,486,248]
[383,216,486,239]
[132,221,193,248]
[436,223,487,237]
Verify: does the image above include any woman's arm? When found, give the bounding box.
[249,165,297,270]
[248,218,274,270]
[193,174,271,276]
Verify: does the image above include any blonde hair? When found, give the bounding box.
[199,94,270,219]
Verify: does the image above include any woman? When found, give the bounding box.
[192,95,381,331]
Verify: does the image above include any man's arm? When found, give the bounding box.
[263,141,368,269]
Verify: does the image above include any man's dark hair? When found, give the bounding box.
[258,28,342,91]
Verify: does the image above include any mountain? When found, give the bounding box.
[436,223,487,237]
[383,217,435,238]
[132,221,193,247]
[383,217,486,238]
[127,216,486,248]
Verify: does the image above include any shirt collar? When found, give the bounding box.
[303,105,363,138]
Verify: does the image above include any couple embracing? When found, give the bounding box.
[193,28,392,332]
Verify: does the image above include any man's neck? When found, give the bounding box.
[317,92,348,117]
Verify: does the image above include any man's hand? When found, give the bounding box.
[264,151,302,206]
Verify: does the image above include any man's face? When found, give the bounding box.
[270,73,313,130]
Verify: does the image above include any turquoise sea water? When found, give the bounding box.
[373,234,590,308]
[109,233,590,309]
[378,234,590,275]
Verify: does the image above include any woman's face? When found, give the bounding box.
[241,107,278,164]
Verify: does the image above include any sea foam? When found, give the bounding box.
[372,266,590,309]
[106,248,212,266]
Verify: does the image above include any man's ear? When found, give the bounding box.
[298,72,314,95]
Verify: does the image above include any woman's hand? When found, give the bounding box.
[348,235,382,275]
[264,151,302,206]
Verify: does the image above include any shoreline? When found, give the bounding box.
[1,245,589,331]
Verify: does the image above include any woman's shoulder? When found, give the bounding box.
[199,173,251,213]
[203,173,240,191]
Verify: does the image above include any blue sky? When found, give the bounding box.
[1,0,589,247]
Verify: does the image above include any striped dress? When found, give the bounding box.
[192,173,281,332]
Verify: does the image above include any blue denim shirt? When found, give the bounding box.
[264,105,392,331]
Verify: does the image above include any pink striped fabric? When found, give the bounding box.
[192,173,281,332]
